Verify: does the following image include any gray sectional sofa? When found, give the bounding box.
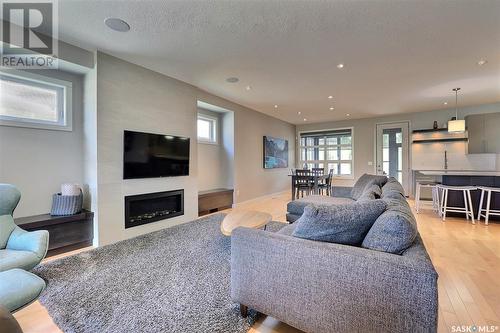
[231,174,438,333]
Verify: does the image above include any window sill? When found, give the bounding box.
[197,140,218,146]
[0,119,72,131]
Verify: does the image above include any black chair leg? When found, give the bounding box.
[240,304,248,317]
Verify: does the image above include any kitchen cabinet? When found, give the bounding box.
[466,112,500,153]
[441,175,500,222]
[484,112,500,153]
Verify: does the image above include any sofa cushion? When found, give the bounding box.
[277,223,297,236]
[292,200,387,245]
[287,195,354,215]
[381,177,405,197]
[370,184,382,198]
[351,174,387,200]
[358,184,382,201]
[362,198,418,254]
[381,189,405,201]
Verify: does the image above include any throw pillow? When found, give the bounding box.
[381,177,405,197]
[351,174,387,200]
[362,198,418,254]
[292,200,387,245]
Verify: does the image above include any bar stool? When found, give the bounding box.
[477,186,500,225]
[437,185,477,223]
[415,182,440,215]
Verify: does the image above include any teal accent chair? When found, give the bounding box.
[0,184,49,272]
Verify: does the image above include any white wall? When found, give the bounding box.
[197,92,296,203]
[197,108,231,191]
[221,111,235,189]
[0,70,84,218]
[82,56,99,242]
[296,103,500,187]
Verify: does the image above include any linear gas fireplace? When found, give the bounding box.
[124,190,184,229]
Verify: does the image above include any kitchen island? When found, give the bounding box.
[414,170,500,222]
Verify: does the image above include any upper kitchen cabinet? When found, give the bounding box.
[466,112,500,153]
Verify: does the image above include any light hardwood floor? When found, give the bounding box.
[14,192,500,333]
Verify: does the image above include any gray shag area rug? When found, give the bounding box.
[34,213,285,333]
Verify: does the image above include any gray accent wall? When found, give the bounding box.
[86,52,295,246]
[90,52,199,246]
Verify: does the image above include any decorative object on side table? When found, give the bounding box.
[51,183,83,216]
[433,120,438,129]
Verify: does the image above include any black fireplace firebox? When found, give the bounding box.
[124,190,184,228]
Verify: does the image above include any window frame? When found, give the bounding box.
[197,113,218,144]
[0,70,72,131]
[298,127,354,179]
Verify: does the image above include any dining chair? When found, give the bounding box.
[311,168,325,176]
[318,169,334,196]
[294,169,312,199]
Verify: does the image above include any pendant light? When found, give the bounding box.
[448,87,465,133]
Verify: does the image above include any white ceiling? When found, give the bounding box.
[57,0,500,124]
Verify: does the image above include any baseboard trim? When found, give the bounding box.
[233,190,288,208]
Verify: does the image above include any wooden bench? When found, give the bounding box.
[15,210,94,257]
[198,189,234,216]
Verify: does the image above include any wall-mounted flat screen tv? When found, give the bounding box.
[263,136,288,169]
[124,130,190,179]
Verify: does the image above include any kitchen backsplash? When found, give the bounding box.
[412,141,497,171]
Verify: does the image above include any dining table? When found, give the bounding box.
[288,174,329,200]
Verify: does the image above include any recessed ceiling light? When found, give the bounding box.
[337,63,344,69]
[104,18,130,32]
[477,59,488,66]
[328,95,333,99]
[346,113,351,117]
[303,118,307,122]
[444,102,448,105]
[245,85,252,91]
[298,111,301,115]
[329,107,334,110]
[226,77,239,83]
[274,104,278,109]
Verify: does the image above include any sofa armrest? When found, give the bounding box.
[231,227,438,333]
[331,186,353,198]
[6,227,49,261]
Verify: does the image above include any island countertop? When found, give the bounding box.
[414,170,500,176]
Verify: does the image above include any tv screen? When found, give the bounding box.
[123,130,190,179]
[263,136,289,169]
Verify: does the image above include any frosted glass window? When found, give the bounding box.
[0,73,69,130]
